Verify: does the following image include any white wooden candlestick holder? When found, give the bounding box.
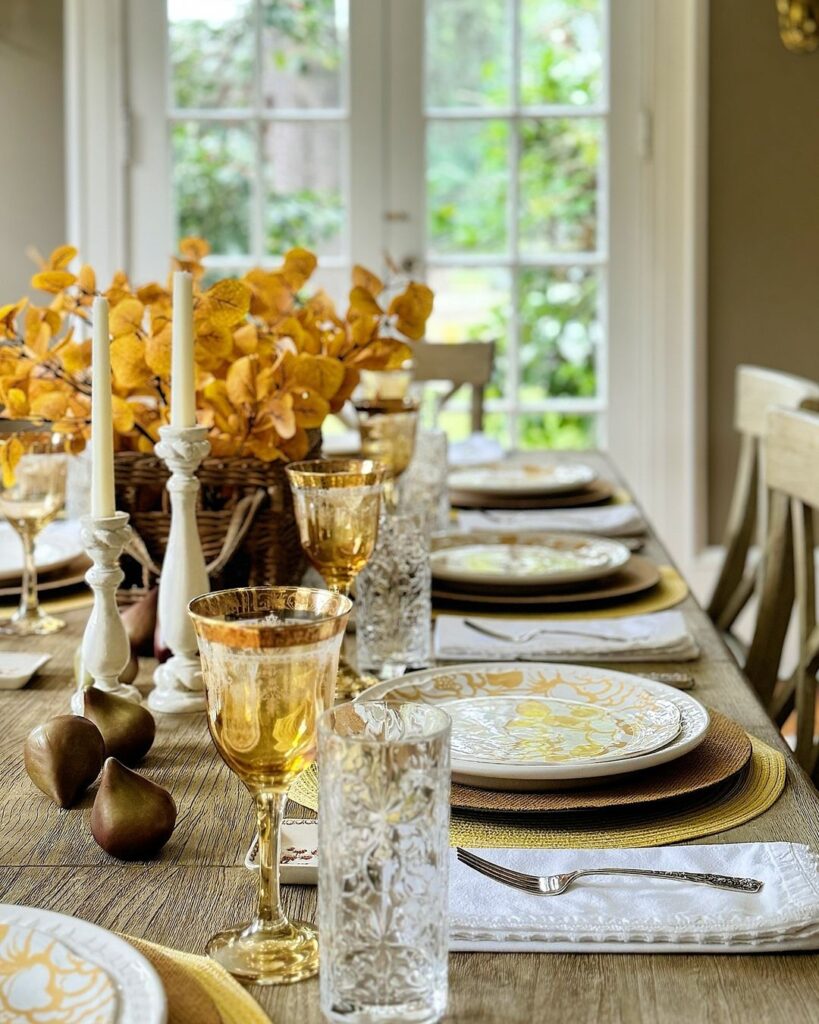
[148,424,211,714]
[71,511,139,712]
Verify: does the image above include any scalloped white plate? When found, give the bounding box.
[448,461,596,497]
[360,662,710,791]
[0,905,167,1024]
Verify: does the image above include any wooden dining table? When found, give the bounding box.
[1,450,818,1023]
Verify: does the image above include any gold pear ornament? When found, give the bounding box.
[90,758,176,859]
[81,687,156,765]
[24,716,105,808]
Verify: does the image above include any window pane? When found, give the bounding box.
[427,121,509,255]
[519,117,601,253]
[260,0,346,109]
[426,267,510,397]
[518,412,596,449]
[425,0,511,109]
[172,122,253,254]
[520,0,604,107]
[518,266,600,401]
[262,122,344,257]
[169,0,255,109]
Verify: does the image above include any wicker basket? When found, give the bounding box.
[114,430,320,596]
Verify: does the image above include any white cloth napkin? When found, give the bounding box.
[448,433,505,467]
[454,503,646,537]
[449,844,819,953]
[434,610,700,663]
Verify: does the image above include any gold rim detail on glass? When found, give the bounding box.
[285,457,385,489]
[188,585,352,649]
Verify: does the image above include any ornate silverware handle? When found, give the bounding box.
[574,868,763,893]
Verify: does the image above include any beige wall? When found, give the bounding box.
[0,0,65,300]
[708,0,819,540]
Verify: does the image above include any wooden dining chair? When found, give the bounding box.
[707,366,819,643]
[745,406,819,781]
[411,340,495,432]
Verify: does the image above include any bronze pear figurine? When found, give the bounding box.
[24,715,105,808]
[90,758,176,859]
[80,687,156,765]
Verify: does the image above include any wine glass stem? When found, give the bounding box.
[17,529,39,621]
[254,790,288,932]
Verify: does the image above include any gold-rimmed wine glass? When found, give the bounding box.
[286,458,384,696]
[189,585,352,985]
[354,397,420,509]
[0,419,73,636]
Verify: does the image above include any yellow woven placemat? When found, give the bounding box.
[290,735,785,850]
[124,935,272,1024]
[431,564,688,621]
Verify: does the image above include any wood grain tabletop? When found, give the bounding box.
[1,451,817,1023]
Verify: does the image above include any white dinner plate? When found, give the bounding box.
[448,461,597,497]
[0,904,166,1024]
[430,533,631,587]
[359,663,710,790]
[0,520,84,583]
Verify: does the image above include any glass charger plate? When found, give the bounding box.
[359,662,709,790]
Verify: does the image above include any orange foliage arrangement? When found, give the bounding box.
[0,239,433,473]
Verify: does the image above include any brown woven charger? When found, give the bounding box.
[114,429,320,595]
[449,478,615,510]
[450,710,751,814]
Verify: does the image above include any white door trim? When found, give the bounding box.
[608,0,708,570]
[64,0,129,282]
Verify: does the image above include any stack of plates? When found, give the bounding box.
[0,521,89,599]
[431,531,660,608]
[362,662,710,792]
[449,460,615,509]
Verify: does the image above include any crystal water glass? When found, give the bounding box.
[355,511,432,678]
[318,700,451,1024]
[0,419,70,635]
[189,586,351,985]
[398,428,450,533]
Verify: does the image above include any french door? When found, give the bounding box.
[123,0,625,450]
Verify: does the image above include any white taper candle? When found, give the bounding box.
[91,296,115,518]
[171,271,196,428]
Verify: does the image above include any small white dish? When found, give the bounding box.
[245,818,318,884]
[0,652,51,689]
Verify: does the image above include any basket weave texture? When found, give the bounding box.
[114,430,320,594]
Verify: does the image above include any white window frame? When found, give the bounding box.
[65,0,709,566]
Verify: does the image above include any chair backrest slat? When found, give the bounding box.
[411,340,495,432]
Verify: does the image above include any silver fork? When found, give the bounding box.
[456,848,763,895]
[463,619,645,645]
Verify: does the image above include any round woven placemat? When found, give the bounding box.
[450,710,749,813]
[289,733,785,850]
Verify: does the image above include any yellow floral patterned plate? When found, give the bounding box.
[0,906,166,1024]
[359,663,709,790]
[446,695,681,767]
[430,534,631,587]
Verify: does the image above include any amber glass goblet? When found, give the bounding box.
[189,586,351,985]
[286,459,384,696]
[354,398,419,509]
[0,419,71,636]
